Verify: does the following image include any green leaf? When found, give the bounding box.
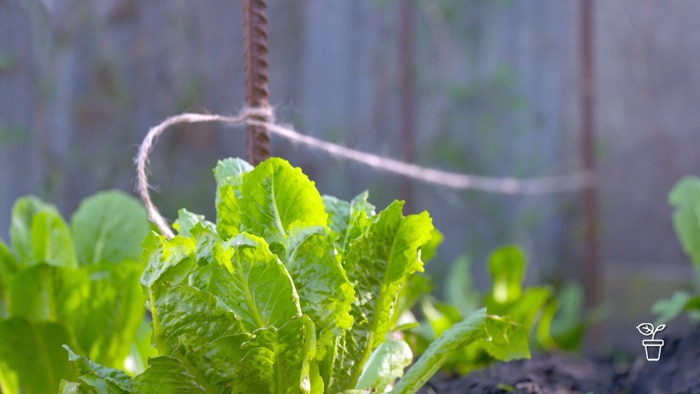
[308,360,326,394]
[418,297,462,339]
[214,158,254,191]
[669,177,700,269]
[30,210,78,267]
[335,201,434,390]
[541,282,589,351]
[480,315,530,361]
[445,255,480,317]
[686,295,700,309]
[63,345,131,393]
[392,274,433,329]
[189,233,302,332]
[239,158,328,242]
[283,227,354,356]
[653,291,693,325]
[186,333,250,387]
[394,309,529,394]
[234,315,317,394]
[173,208,215,237]
[420,229,443,263]
[323,192,375,254]
[148,284,242,356]
[0,239,18,276]
[487,246,526,304]
[535,298,560,351]
[70,191,149,266]
[0,317,78,394]
[75,262,147,368]
[0,359,20,394]
[214,158,252,240]
[6,262,144,368]
[393,309,488,394]
[216,185,242,239]
[487,287,551,332]
[7,264,89,322]
[132,356,210,394]
[355,338,412,392]
[0,240,18,317]
[9,197,77,267]
[550,282,585,336]
[140,233,197,288]
[9,196,57,263]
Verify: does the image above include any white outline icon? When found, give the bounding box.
[636,323,666,361]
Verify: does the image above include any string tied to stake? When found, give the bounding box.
[135,107,596,239]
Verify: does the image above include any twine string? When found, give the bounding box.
[136,107,596,238]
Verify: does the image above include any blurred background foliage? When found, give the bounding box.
[2,0,700,351]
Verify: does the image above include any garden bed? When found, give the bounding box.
[420,329,700,394]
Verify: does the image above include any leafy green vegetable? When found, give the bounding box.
[652,176,700,324]
[62,157,528,393]
[669,177,700,269]
[485,246,526,304]
[0,191,150,393]
[393,309,528,394]
[403,245,550,374]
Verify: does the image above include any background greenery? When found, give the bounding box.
[1,0,699,351]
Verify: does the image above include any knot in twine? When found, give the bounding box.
[244,106,275,123]
[136,106,596,239]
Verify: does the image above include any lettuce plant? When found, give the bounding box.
[399,246,605,375]
[62,157,529,393]
[653,176,700,324]
[0,191,152,394]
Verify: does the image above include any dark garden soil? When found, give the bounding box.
[419,328,700,393]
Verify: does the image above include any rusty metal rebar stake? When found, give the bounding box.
[243,0,271,165]
[580,0,601,343]
[399,0,416,213]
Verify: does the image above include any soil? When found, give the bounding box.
[418,328,700,394]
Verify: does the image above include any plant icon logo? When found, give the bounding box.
[636,323,666,361]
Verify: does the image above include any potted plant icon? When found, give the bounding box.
[637,323,666,361]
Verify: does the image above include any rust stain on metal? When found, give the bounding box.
[243,0,271,165]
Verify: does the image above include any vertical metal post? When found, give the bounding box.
[399,0,416,211]
[243,0,271,165]
[580,0,600,337]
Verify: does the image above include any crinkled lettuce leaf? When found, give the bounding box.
[332,201,434,390]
